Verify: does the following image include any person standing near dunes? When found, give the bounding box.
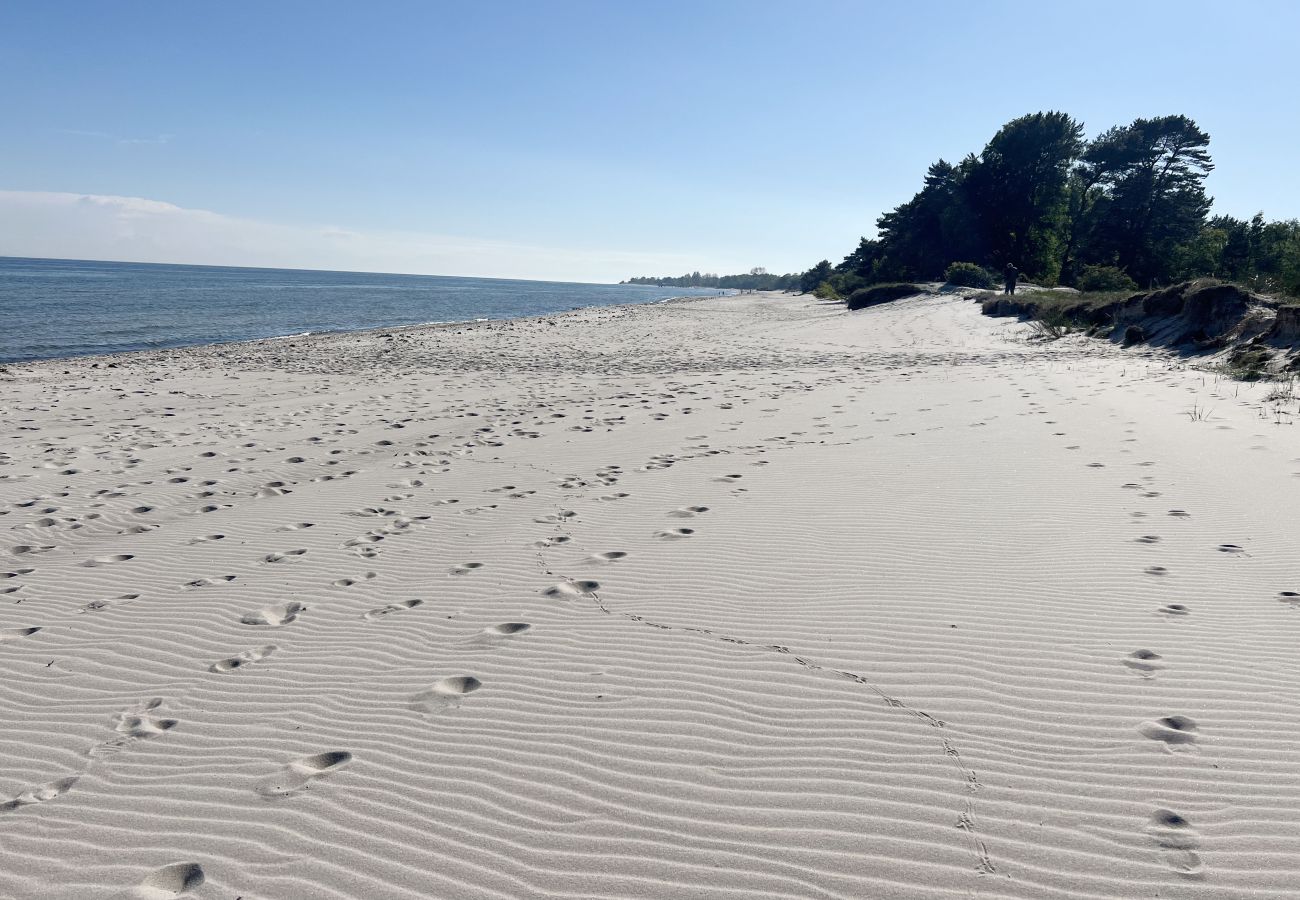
[1003,263,1019,295]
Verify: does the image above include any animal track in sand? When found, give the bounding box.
[0,626,42,641]
[542,580,600,598]
[210,644,277,673]
[255,750,354,798]
[0,774,78,814]
[448,562,484,576]
[1123,649,1166,677]
[363,598,424,620]
[1146,809,1204,876]
[1158,604,1190,617]
[655,527,695,539]
[669,506,709,518]
[240,601,305,626]
[1139,715,1200,748]
[412,675,482,714]
[114,861,205,899]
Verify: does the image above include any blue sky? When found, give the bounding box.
[2,1,1297,281]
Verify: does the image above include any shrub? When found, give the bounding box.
[812,281,841,301]
[944,261,997,289]
[1077,265,1138,292]
[846,283,924,310]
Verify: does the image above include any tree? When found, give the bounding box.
[962,111,1085,282]
[1073,115,1213,285]
[800,260,834,293]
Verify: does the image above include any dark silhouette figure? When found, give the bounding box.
[1003,263,1019,295]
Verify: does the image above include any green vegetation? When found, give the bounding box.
[846,283,925,311]
[623,268,799,291]
[1076,265,1138,292]
[812,281,841,300]
[944,261,997,288]
[801,111,1300,299]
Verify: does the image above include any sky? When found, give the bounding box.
[2,0,1298,282]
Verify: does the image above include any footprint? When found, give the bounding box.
[255,750,354,798]
[713,474,743,482]
[1123,649,1166,676]
[1158,604,1190,617]
[669,506,709,518]
[1135,535,1161,544]
[1168,509,1191,518]
[479,622,531,639]
[448,562,484,576]
[1146,809,1204,877]
[276,522,316,531]
[0,626,41,641]
[412,675,482,714]
[362,599,424,620]
[112,699,178,740]
[541,580,600,598]
[240,601,305,626]
[115,862,205,899]
[1139,715,1199,748]
[331,572,377,588]
[0,774,78,813]
[210,644,277,673]
[264,549,307,563]
[1278,591,1300,608]
[182,575,236,590]
[654,527,695,539]
[81,554,134,567]
[584,551,628,564]
[1216,544,1245,554]
[533,536,571,549]
[1144,566,1168,576]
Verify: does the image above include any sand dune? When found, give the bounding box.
[2,291,1299,898]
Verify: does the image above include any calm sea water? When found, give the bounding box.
[0,257,725,364]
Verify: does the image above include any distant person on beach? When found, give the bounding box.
[1003,263,1019,295]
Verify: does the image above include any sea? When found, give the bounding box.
[0,257,726,364]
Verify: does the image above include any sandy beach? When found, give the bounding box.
[2,289,1299,899]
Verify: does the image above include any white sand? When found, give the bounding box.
[2,291,1299,899]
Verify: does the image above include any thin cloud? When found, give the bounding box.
[57,129,173,146]
[0,190,714,282]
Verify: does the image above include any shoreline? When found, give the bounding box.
[0,291,733,372]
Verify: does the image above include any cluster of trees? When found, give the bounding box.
[802,111,1300,299]
[623,267,800,291]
